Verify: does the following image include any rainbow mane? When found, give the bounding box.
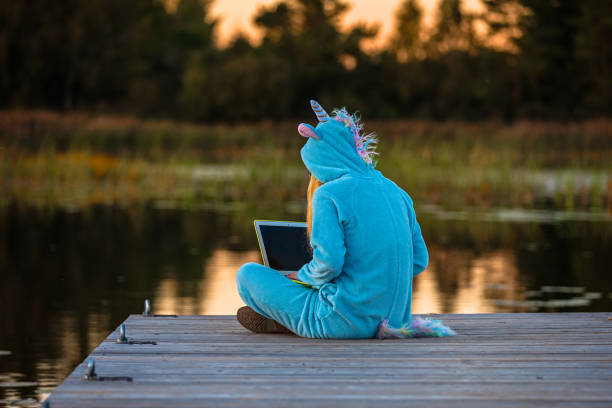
[332,108,378,167]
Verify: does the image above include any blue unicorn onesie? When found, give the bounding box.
[236,100,435,339]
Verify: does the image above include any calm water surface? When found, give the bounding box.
[1,203,611,405]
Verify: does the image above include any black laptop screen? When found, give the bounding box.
[259,225,312,271]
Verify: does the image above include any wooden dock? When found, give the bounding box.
[47,313,612,407]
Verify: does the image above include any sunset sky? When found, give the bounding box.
[210,0,484,48]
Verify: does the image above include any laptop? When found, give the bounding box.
[253,220,312,285]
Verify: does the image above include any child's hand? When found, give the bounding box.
[286,272,298,280]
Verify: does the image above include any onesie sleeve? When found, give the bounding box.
[403,192,429,276]
[297,190,346,288]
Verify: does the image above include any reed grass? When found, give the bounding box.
[1,110,610,213]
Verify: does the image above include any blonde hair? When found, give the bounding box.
[306,174,323,238]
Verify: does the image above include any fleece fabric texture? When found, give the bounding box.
[236,117,428,339]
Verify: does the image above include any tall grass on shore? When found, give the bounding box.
[1,110,610,213]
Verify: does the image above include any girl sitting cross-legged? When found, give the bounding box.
[236,100,454,339]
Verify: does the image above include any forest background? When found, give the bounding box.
[2,0,611,122]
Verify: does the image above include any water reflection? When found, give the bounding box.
[199,249,260,315]
[413,249,523,314]
[153,249,260,315]
[0,203,610,404]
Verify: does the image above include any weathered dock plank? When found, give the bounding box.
[47,313,612,408]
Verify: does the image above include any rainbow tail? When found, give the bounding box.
[376,316,456,339]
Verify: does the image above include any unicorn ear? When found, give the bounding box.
[298,123,320,140]
[310,100,330,123]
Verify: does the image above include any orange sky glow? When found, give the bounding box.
[210,0,485,49]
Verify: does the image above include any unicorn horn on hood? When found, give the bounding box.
[310,100,330,123]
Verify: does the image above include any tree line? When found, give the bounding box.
[1,0,610,121]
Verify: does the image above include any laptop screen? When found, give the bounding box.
[258,224,312,271]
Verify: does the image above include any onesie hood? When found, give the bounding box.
[298,100,378,183]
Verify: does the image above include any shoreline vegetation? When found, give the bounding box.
[1,110,611,214]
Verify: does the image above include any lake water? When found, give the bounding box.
[1,202,611,406]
